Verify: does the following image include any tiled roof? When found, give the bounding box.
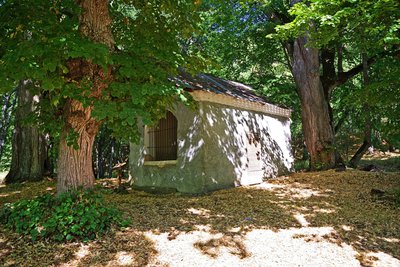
[174,71,291,118]
[175,71,268,105]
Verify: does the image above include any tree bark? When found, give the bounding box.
[291,36,336,170]
[56,0,114,194]
[5,80,47,183]
[57,100,100,192]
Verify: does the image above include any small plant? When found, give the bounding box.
[294,159,309,171]
[0,189,129,242]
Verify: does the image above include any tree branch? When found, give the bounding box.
[334,57,375,88]
[320,48,336,99]
[334,47,400,88]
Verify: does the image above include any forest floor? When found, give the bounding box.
[0,156,399,266]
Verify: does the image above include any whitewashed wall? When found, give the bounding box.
[129,101,293,194]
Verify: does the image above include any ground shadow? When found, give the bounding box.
[0,171,399,266]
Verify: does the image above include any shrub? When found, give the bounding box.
[294,159,309,171]
[0,189,129,242]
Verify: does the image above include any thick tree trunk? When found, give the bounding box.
[5,80,47,183]
[57,100,99,193]
[291,36,336,170]
[56,0,114,194]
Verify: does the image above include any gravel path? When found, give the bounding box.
[143,179,400,267]
[145,226,400,267]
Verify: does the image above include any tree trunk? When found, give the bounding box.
[291,36,336,170]
[5,80,47,183]
[108,138,115,178]
[56,0,114,194]
[57,100,99,193]
[348,53,371,168]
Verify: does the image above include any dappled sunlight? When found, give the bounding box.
[144,224,399,267]
[75,245,90,259]
[187,207,226,219]
[179,115,205,166]
[145,227,361,267]
[114,251,135,266]
[59,245,91,266]
[366,252,400,267]
[293,213,310,227]
[194,234,250,259]
[253,178,335,200]
[187,207,210,218]
[1,172,399,266]
[187,207,211,218]
[379,237,400,243]
[0,172,8,184]
[312,207,336,214]
[341,225,354,231]
[264,182,333,199]
[202,105,293,187]
[0,191,21,198]
[0,181,56,206]
[251,182,285,190]
[130,100,293,193]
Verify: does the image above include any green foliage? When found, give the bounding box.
[0,123,13,171]
[200,0,302,147]
[294,159,309,172]
[204,0,399,160]
[275,0,400,51]
[0,189,128,242]
[0,0,203,142]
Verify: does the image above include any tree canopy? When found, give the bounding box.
[0,0,202,192]
[201,0,400,168]
[0,0,201,140]
[0,0,399,189]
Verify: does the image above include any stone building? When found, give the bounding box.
[129,73,293,194]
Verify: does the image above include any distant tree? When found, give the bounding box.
[0,0,201,194]
[0,90,16,169]
[5,80,47,183]
[93,125,129,179]
[202,0,399,169]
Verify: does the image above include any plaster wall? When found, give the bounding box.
[129,101,293,194]
[200,102,293,189]
[129,102,207,193]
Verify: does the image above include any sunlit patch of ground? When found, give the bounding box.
[146,227,360,267]
[360,151,400,172]
[0,169,399,266]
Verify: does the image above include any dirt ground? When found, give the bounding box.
[0,160,399,266]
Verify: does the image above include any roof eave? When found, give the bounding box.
[190,90,292,118]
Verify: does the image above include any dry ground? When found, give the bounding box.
[0,168,399,266]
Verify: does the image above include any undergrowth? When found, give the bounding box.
[0,189,128,242]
